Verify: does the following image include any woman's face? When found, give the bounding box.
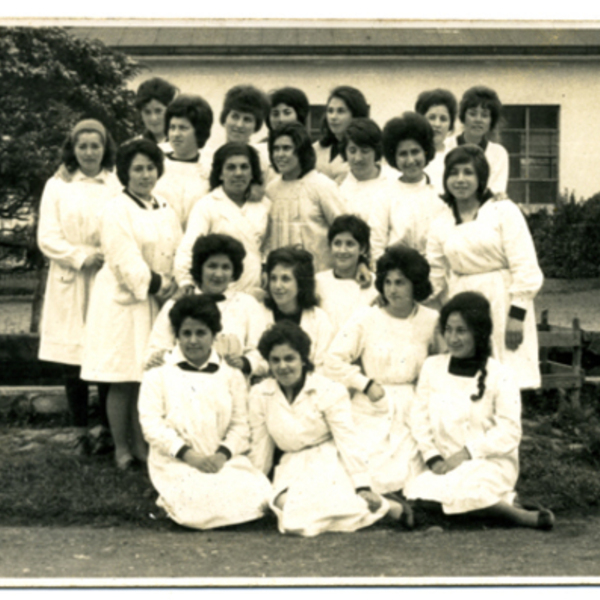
[220,154,253,199]
[201,254,234,295]
[268,343,304,389]
[168,116,198,159]
[383,268,414,312]
[272,135,301,180]
[141,99,168,139]
[444,312,476,359]
[269,264,299,309]
[445,161,479,203]
[424,104,452,148]
[270,103,298,130]
[463,105,492,141]
[346,140,378,181]
[224,110,256,143]
[74,132,104,177]
[331,232,363,276]
[177,317,214,367]
[326,96,353,139]
[395,139,426,183]
[127,153,158,199]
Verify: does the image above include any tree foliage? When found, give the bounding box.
[0,26,143,269]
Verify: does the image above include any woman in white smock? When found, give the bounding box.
[404,292,554,530]
[325,245,441,495]
[81,138,182,469]
[139,295,271,530]
[38,118,120,453]
[426,144,543,390]
[174,143,270,298]
[249,321,412,537]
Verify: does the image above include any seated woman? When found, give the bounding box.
[146,233,267,379]
[316,215,378,335]
[139,295,272,530]
[324,245,441,496]
[404,292,554,530]
[260,246,334,371]
[370,112,450,261]
[134,77,178,150]
[249,321,411,537]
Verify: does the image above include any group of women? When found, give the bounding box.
[37,76,553,537]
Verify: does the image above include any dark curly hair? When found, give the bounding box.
[61,124,117,175]
[165,94,213,149]
[135,77,178,111]
[327,215,371,266]
[190,233,246,287]
[268,122,316,177]
[318,86,370,148]
[168,294,223,337]
[415,88,458,132]
[440,291,493,401]
[115,138,164,187]
[458,85,503,131]
[375,244,433,303]
[257,320,315,373]
[219,85,270,133]
[441,145,494,224]
[264,246,318,311]
[342,118,383,162]
[268,87,310,129]
[208,142,263,192]
[382,112,436,170]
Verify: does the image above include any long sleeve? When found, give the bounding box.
[486,142,509,195]
[368,195,391,263]
[311,174,346,227]
[220,368,251,456]
[145,299,176,361]
[425,219,451,302]
[248,387,276,476]
[305,307,335,372]
[242,297,269,376]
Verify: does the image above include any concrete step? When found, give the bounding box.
[0,386,98,419]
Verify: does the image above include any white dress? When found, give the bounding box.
[146,289,268,377]
[153,153,211,230]
[404,354,521,514]
[315,269,379,336]
[424,136,457,197]
[426,199,543,389]
[264,170,346,273]
[324,304,440,494]
[369,177,449,260]
[313,141,349,185]
[81,192,182,383]
[139,347,272,530]
[248,373,388,537]
[37,169,121,365]
[338,168,394,223]
[174,186,271,296]
[259,304,334,371]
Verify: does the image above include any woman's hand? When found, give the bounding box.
[358,490,383,513]
[172,284,195,301]
[430,460,449,475]
[155,275,178,303]
[355,263,372,290]
[366,382,385,403]
[224,355,246,371]
[81,253,104,271]
[183,449,227,473]
[505,317,524,350]
[444,447,470,473]
[248,183,266,203]
[144,349,166,370]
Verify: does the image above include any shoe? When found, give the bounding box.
[73,434,91,456]
[115,452,135,471]
[384,491,415,530]
[89,426,115,456]
[537,509,555,531]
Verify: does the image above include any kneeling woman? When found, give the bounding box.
[404,292,554,530]
[139,295,272,530]
[249,321,409,537]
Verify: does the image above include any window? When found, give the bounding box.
[307,105,326,142]
[500,105,560,205]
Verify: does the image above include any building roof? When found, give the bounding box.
[66,24,600,57]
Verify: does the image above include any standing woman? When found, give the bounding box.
[415,88,458,196]
[268,87,310,132]
[134,77,178,150]
[38,119,120,454]
[174,143,270,297]
[313,86,370,185]
[454,86,509,197]
[153,94,213,229]
[81,138,182,469]
[405,292,554,530]
[265,122,345,273]
[427,145,543,390]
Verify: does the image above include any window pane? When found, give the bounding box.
[508,181,526,204]
[502,131,525,154]
[528,157,558,179]
[307,105,326,142]
[529,181,558,204]
[502,106,526,129]
[530,106,559,130]
[529,132,558,155]
[510,156,523,178]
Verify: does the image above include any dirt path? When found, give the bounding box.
[1,516,599,582]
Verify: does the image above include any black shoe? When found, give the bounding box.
[73,434,92,456]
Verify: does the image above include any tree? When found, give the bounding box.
[0,27,143,331]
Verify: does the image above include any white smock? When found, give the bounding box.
[324,304,440,494]
[338,168,394,224]
[264,170,345,273]
[313,141,349,185]
[81,192,182,383]
[424,136,457,196]
[248,373,388,537]
[404,354,521,514]
[174,186,270,297]
[37,169,121,365]
[139,347,272,529]
[427,199,543,389]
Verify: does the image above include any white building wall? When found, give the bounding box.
[130,55,600,200]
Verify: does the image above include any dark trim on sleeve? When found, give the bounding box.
[509,305,527,321]
[148,271,162,295]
